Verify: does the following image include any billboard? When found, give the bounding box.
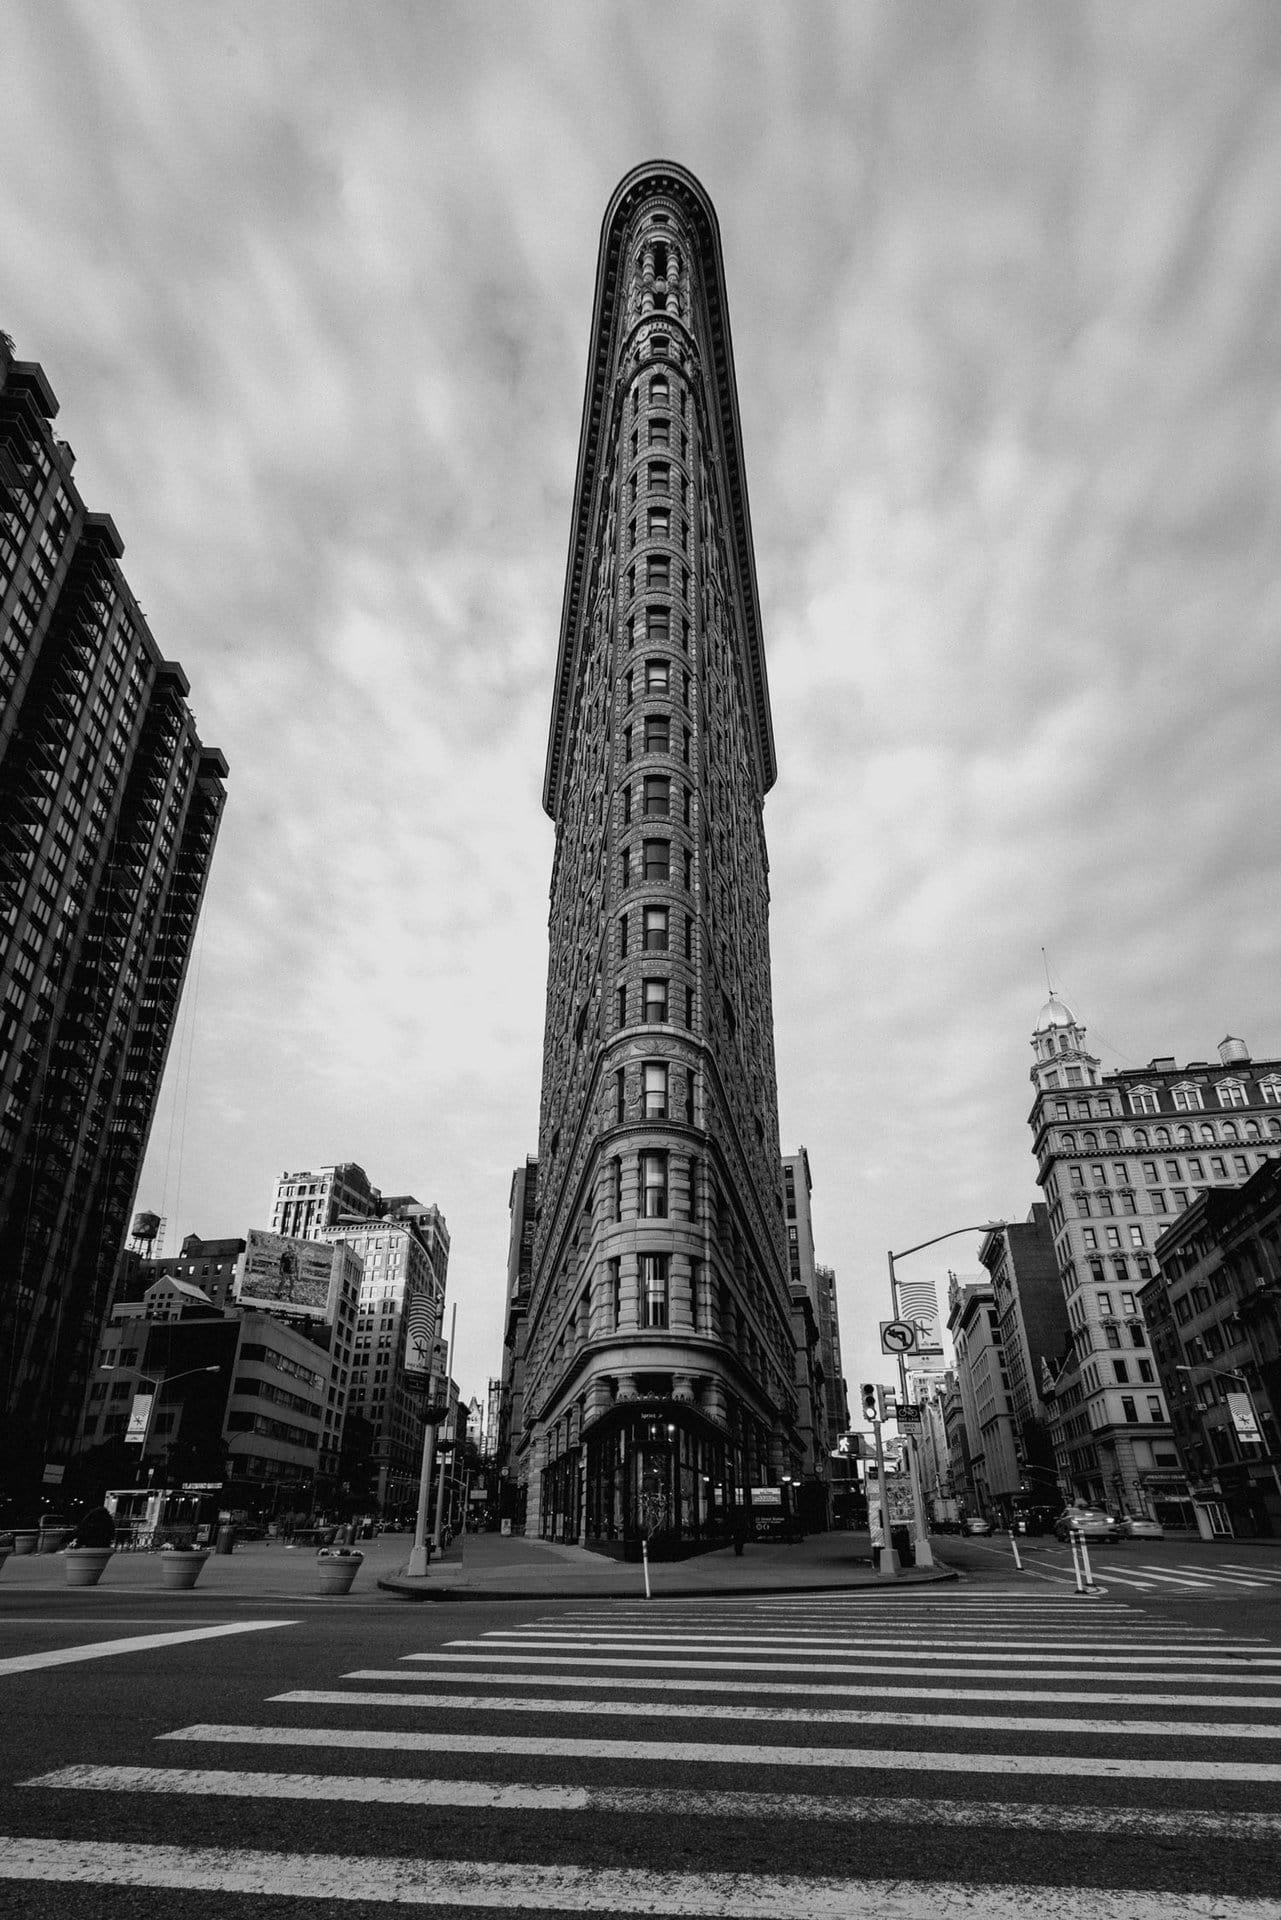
[125,1390,155,1444]
[236,1230,337,1318]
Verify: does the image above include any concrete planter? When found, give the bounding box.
[316,1548,363,1595]
[64,1547,113,1588]
[159,1550,209,1591]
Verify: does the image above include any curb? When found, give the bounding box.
[375,1567,960,1603]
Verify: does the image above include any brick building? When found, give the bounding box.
[0,339,225,1495]
[1030,997,1281,1515]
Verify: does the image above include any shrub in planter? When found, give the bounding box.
[159,1545,210,1591]
[316,1546,363,1595]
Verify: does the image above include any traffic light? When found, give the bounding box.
[876,1385,895,1423]
[861,1382,877,1423]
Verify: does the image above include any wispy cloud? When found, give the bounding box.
[4,0,1279,1395]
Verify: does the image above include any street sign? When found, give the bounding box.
[880,1319,918,1355]
[897,1403,922,1429]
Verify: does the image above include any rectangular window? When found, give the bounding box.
[647,554,670,589]
[644,714,670,753]
[610,1257,622,1328]
[643,977,667,1024]
[1097,1291,1113,1314]
[647,607,670,643]
[1172,1086,1203,1111]
[648,508,670,540]
[642,839,669,880]
[619,913,628,959]
[648,462,670,492]
[615,1069,626,1123]
[619,847,631,888]
[645,657,670,694]
[612,1158,623,1221]
[643,905,669,950]
[683,847,693,889]
[640,1151,668,1217]
[643,774,670,815]
[643,1061,668,1119]
[684,913,693,959]
[617,984,627,1028]
[641,1253,669,1328]
[648,418,670,448]
[1217,1082,1246,1107]
[1122,1395,1139,1423]
[1146,1395,1163,1421]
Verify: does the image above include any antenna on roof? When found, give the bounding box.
[1041,946,1054,994]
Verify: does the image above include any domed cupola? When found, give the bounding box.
[1030,989,1100,1093]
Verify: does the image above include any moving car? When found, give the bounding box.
[963,1516,992,1535]
[1053,1506,1119,1543]
[1117,1515,1164,1540]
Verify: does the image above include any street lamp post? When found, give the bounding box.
[887,1221,1007,1569]
[130,1366,220,1485]
[1174,1365,1281,1503]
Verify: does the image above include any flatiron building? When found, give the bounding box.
[517,162,799,1551]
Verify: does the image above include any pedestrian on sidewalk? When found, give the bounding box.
[730,1505,748,1556]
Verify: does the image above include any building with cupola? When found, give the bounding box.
[1028,993,1281,1521]
[515,162,798,1553]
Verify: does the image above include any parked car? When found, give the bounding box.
[963,1516,992,1535]
[1117,1515,1165,1541]
[1054,1506,1119,1543]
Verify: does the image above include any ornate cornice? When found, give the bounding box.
[543,159,776,817]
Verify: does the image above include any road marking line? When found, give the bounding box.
[442,1639,1281,1668]
[0,1621,297,1677]
[20,1769,1281,1844]
[1167,1570,1271,1588]
[1128,1569,1226,1588]
[157,1725,1281,1783]
[3,1837,1279,1917]
[347,1669,1281,1710]
[268,1688,1281,1741]
[461,1631,1253,1652]
[408,1652,1281,1686]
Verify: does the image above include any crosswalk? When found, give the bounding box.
[8,1592,1281,1915]
[1009,1548,1281,1594]
[1089,1559,1281,1594]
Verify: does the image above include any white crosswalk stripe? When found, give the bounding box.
[10,1592,1281,1915]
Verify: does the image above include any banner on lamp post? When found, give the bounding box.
[1227,1391,1262,1445]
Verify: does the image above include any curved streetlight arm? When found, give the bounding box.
[890,1222,1009,1267]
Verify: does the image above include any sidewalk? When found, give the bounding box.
[0,1530,956,1604]
[379,1528,958,1601]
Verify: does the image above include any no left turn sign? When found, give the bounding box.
[880,1319,918,1355]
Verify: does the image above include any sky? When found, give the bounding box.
[3,1,1280,1416]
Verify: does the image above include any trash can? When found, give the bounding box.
[215,1524,236,1555]
[890,1525,914,1568]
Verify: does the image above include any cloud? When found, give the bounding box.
[4,0,1280,1401]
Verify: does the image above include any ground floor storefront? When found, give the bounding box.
[538,1394,793,1558]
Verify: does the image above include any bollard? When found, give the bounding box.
[641,1534,651,1601]
[1009,1528,1023,1572]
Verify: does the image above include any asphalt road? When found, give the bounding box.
[2,1547,1280,1917]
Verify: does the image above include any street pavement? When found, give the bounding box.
[1,1541,1280,1915]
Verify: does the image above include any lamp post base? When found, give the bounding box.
[405,1544,431,1577]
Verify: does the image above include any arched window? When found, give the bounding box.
[1061,1133,1077,1153]
[1133,1129,1149,1150]
[1155,1127,1170,1148]
[1176,1126,1192,1146]
[1083,1132,1098,1151]
[1221,1123,1239,1144]
[1104,1130,1120,1150]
